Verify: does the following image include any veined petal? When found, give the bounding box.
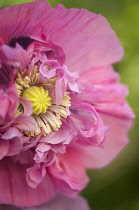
[0,0,123,73]
[79,65,119,85]
[74,66,135,119]
[0,158,56,207]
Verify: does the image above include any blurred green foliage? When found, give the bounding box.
[0,0,139,209]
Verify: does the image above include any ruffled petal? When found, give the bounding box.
[49,146,89,196]
[69,101,105,145]
[19,97,33,116]
[0,84,18,125]
[40,121,76,145]
[0,137,22,159]
[28,40,65,66]
[75,85,134,118]
[75,113,133,168]
[26,164,46,189]
[0,44,31,73]
[0,0,123,72]
[74,66,135,119]
[0,158,56,207]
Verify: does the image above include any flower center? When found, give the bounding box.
[15,64,71,137]
[22,86,51,115]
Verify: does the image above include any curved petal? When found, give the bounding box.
[0,0,123,72]
[13,115,37,132]
[0,158,56,207]
[19,97,33,116]
[40,120,76,145]
[1,127,22,140]
[28,40,65,66]
[74,84,134,118]
[0,44,31,73]
[73,66,135,119]
[26,164,46,189]
[49,146,89,196]
[75,113,133,168]
[69,101,105,145]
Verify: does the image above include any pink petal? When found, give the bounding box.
[49,146,89,195]
[48,5,124,72]
[0,1,49,44]
[26,164,46,188]
[7,137,23,156]
[19,150,34,165]
[0,0,123,72]
[0,140,9,160]
[1,127,22,140]
[34,144,55,164]
[70,101,105,145]
[79,65,119,85]
[75,84,132,118]
[76,113,133,168]
[13,115,37,132]
[28,40,65,67]
[0,44,31,72]
[0,84,18,125]
[22,194,90,210]
[40,121,76,145]
[0,158,56,207]
[19,97,33,116]
[0,91,10,124]
[1,194,90,210]
[39,60,59,78]
[74,66,135,119]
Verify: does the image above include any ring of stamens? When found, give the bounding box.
[15,64,71,137]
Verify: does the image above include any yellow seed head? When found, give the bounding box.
[22,86,51,115]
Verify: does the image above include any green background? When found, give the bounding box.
[0,0,139,209]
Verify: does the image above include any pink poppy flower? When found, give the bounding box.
[0,0,134,208]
